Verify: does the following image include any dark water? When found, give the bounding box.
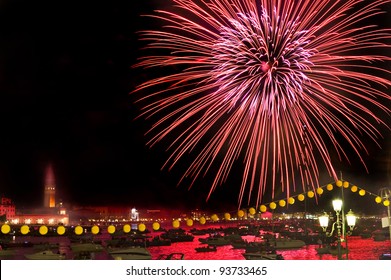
[1,234,390,260]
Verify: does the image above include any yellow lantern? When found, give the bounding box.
[199,217,206,225]
[269,202,277,210]
[359,189,366,196]
[237,210,245,218]
[336,180,343,187]
[20,225,29,235]
[224,213,231,220]
[260,205,267,212]
[172,219,180,228]
[138,223,146,232]
[91,225,100,235]
[152,222,160,231]
[351,185,358,192]
[288,197,295,205]
[307,191,315,198]
[375,196,382,204]
[186,219,194,227]
[343,181,349,188]
[1,224,11,234]
[326,184,333,191]
[279,200,286,207]
[74,225,83,235]
[107,225,116,234]
[211,214,219,221]
[384,200,390,207]
[316,188,323,195]
[249,207,256,215]
[57,225,66,235]
[123,224,131,234]
[39,225,48,235]
[298,194,305,201]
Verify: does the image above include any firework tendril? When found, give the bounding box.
[132,0,391,207]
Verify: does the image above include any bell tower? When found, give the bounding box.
[43,163,56,208]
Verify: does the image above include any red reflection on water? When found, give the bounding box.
[148,235,390,260]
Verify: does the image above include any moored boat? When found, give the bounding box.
[25,250,65,260]
[70,242,104,253]
[109,246,152,260]
[195,245,217,252]
[271,238,306,249]
[242,251,284,260]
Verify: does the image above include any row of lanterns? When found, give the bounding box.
[0,223,155,236]
[254,179,390,212]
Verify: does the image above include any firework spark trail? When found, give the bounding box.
[133,0,391,207]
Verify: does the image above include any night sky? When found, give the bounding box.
[0,0,390,213]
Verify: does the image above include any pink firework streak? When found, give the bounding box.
[132,0,391,206]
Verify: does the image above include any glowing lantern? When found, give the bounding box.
[57,225,66,235]
[316,188,323,195]
[307,191,315,198]
[351,185,358,192]
[237,210,245,218]
[279,200,286,207]
[74,225,83,235]
[269,202,277,210]
[91,225,100,235]
[199,217,206,225]
[343,181,349,188]
[152,222,160,231]
[375,196,382,204]
[39,225,48,235]
[138,223,146,232]
[260,205,267,212]
[224,213,231,220]
[107,225,116,234]
[359,189,366,196]
[20,225,29,235]
[211,214,219,221]
[384,200,390,207]
[336,180,343,187]
[172,219,180,228]
[298,194,305,201]
[186,219,194,227]
[123,224,131,234]
[249,207,256,215]
[288,197,295,205]
[1,224,11,234]
[326,184,333,191]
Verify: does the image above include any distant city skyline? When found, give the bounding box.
[0,1,390,213]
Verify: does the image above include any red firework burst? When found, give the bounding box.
[132,0,391,206]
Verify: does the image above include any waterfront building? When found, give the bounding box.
[0,197,16,220]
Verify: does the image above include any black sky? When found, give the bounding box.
[0,0,390,213]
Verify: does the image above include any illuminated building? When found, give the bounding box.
[0,197,16,220]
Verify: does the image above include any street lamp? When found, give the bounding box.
[318,199,356,259]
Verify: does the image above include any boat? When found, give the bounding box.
[315,245,348,255]
[199,236,232,246]
[379,253,391,260]
[70,242,104,253]
[195,245,217,252]
[0,246,17,257]
[25,250,66,260]
[270,238,306,249]
[157,253,185,260]
[146,236,171,247]
[109,246,152,260]
[242,251,284,260]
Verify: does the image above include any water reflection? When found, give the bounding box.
[1,234,389,260]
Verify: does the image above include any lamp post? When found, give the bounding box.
[318,199,356,260]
